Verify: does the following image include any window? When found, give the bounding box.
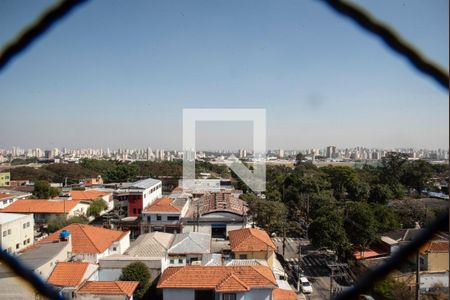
[178,258,183,264]
[167,216,179,221]
[16,243,20,249]
[223,294,236,300]
[7,229,11,235]
[138,209,142,214]
[27,238,30,244]
[147,216,151,222]
[23,240,27,245]
[156,215,162,221]
[133,208,137,214]
[23,223,26,229]
[2,231,6,237]
[169,259,174,264]
[239,254,247,259]
[113,247,117,251]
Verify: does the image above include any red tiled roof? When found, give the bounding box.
[353,248,384,260]
[273,288,297,300]
[0,193,13,200]
[228,228,276,252]
[0,199,80,214]
[48,262,89,286]
[37,223,128,254]
[76,281,139,297]
[420,240,449,254]
[144,197,181,213]
[70,190,109,201]
[157,265,277,292]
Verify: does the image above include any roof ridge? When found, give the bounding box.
[78,224,103,252]
[161,267,184,285]
[251,229,276,249]
[249,265,276,285]
[215,272,249,291]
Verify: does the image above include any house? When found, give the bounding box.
[36,223,130,263]
[0,199,89,224]
[114,178,162,217]
[272,288,297,300]
[98,231,174,282]
[182,192,249,238]
[0,213,33,254]
[141,197,190,234]
[0,188,32,209]
[69,189,114,211]
[75,281,139,300]
[157,265,278,300]
[419,240,449,272]
[228,228,277,268]
[17,236,72,280]
[0,172,10,187]
[48,261,98,299]
[167,232,210,266]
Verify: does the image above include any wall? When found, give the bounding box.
[0,172,10,187]
[426,252,449,272]
[232,251,275,268]
[163,288,195,300]
[76,294,127,300]
[0,214,34,254]
[35,241,71,280]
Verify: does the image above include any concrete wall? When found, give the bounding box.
[426,252,449,271]
[0,214,34,254]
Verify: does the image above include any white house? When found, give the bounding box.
[0,213,34,254]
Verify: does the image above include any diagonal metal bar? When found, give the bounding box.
[333,211,449,300]
[0,0,89,73]
[320,0,449,90]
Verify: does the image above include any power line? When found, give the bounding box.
[0,0,89,73]
[320,0,449,90]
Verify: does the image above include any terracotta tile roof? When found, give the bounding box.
[144,197,181,213]
[420,240,449,254]
[0,193,12,200]
[76,281,139,297]
[157,265,277,292]
[0,199,79,214]
[48,262,89,286]
[70,190,110,201]
[273,288,297,300]
[37,223,128,254]
[228,228,276,252]
[186,192,248,217]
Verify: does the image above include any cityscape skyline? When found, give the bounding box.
[0,0,448,150]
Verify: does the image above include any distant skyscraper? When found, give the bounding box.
[239,149,247,158]
[279,149,284,158]
[326,146,336,159]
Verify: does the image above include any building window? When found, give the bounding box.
[23,240,27,245]
[178,259,183,264]
[2,231,6,237]
[7,229,11,235]
[156,215,162,221]
[223,293,237,300]
[239,254,247,259]
[138,209,142,214]
[133,208,137,214]
[147,216,151,222]
[113,247,117,251]
[16,243,20,249]
[27,238,30,244]
[167,216,179,221]
[169,259,174,264]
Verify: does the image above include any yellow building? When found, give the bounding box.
[0,172,10,187]
[228,228,277,268]
[419,240,449,272]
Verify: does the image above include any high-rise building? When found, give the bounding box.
[326,146,336,159]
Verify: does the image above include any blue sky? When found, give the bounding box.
[0,0,448,150]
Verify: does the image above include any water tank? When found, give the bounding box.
[59,229,70,241]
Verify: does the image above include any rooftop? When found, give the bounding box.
[48,262,90,286]
[70,190,110,201]
[228,228,276,252]
[126,231,174,257]
[36,224,128,254]
[168,232,210,255]
[127,178,161,190]
[186,192,248,217]
[272,288,297,300]
[144,197,182,213]
[157,265,277,292]
[76,281,139,297]
[17,241,70,270]
[0,212,30,224]
[0,199,80,214]
[0,188,31,199]
[419,240,449,254]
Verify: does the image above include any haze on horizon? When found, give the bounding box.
[0,0,448,151]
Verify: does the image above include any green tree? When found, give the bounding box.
[346,178,370,202]
[401,160,433,194]
[344,202,378,249]
[120,262,151,299]
[371,204,400,233]
[47,215,88,233]
[308,206,350,258]
[321,166,357,200]
[33,180,60,198]
[373,275,414,300]
[369,184,394,204]
[87,198,108,217]
[380,152,409,184]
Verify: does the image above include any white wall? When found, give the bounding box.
[0,214,34,254]
[163,288,195,300]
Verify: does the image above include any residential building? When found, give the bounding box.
[419,240,449,272]
[36,223,130,263]
[75,281,139,300]
[182,192,249,238]
[0,213,34,254]
[114,178,162,217]
[0,172,10,187]
[228,228,277,268]
[157,265,278,300]
[0,199,89,224]
[48,262,98,300]
[0,188,32,209]
[167,232,210,266]
[69,189,114,211]
[141,197,190,234]
[98,231,174,282]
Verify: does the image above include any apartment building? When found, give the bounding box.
[0,213,34,254]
